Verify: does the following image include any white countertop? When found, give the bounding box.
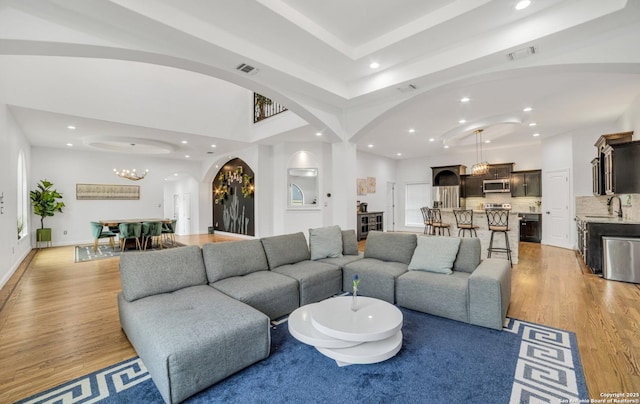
[576,214,640,224]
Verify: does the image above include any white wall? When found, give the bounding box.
[30,147,201,246]
[356,151,397,230]
[0,104,33,289]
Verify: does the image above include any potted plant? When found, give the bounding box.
[30,179,65,245]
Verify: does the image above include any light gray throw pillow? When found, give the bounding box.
[408,236,461,274]
[309,225,344,260]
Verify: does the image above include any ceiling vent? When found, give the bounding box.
[236,63,259,75]
[397,84,418,93]
[507,46,537,61]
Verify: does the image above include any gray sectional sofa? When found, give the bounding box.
[117,228,511,403]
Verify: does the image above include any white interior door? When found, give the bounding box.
[543,169,571,248]
[174,193,191,235]
[386,182,395,232]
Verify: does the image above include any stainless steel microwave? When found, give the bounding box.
[483,179,510,193]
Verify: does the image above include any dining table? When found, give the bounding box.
[99,218,173,250]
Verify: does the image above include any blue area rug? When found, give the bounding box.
[16,309,588,404]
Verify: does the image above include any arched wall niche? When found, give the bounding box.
[212,158,255,236]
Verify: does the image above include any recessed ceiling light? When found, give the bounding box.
[515,0,531,11]
[460,97,470,103]
[444,145,450,149]
[533,133,540,137]
[181,140,188,144]
[429,138,435,142]
[485,140,491,143]
[523,107,533,112]
[185,155,190,158]
[408,128,415,133]
[529,122,537,127]
[459,119,466,124]
[368,144,374,148]
[369,62,380,69]
[211,144,217,148]
[315,132,322,136]
[396,152,402,156]
[66,143,73,147]
[67,125,76,130]
[174,173,179,176]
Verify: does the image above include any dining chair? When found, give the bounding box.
[142,221,164,250]
[162,219,177,247]
[430,208,451,236]
[118,222,142,251]
[90,221,117,252]
[453,209,479,237]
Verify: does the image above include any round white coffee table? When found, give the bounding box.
[288,296,403,366]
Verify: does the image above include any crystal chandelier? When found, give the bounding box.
[113,168,149,181]
[471,129,489,176]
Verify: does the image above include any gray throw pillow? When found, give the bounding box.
[408,236,461,274]
[309,225,344,260]
[341,229,359,255]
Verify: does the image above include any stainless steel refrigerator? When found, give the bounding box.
[432,186,460,209]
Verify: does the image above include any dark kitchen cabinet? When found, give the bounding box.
[591,157,601,196]
[593,131,633,195]
[432,165,466,186]
[584,222,640,274]
[461,175,484,197]
[511,170,541,197]
[602,141,640,195]
[484,163,513,180]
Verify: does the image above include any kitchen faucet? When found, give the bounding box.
[607,195,623,218]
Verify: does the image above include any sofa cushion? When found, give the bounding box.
[396,270,471,323]
[272,260,342,305]
[409,236,461,274]
[343,258,408,304]
[261,232,311,269]
[309,225,343,260]
[211,271,299,320]
[341,229,359,256]
[453,237,482,273]
[119,245,207,302]
[363,231,417,265]
[318,253,363,269]
[202,240,269,283]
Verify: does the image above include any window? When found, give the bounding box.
[17,151,28,239]
[405,183,431,227]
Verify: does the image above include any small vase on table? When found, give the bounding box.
[351,274,360,312]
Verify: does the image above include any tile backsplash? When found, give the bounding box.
[576,194,638,220]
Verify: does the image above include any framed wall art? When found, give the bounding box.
[76,184,140,200]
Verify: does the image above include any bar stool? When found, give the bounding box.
[420,207,433,235]
[453,209,479,237]
[430,208,451,236]
[485,209,512,266]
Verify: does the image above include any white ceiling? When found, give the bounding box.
[1,0,639,162]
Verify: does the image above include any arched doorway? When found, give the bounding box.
[212,158,255,236]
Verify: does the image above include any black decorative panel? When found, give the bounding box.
[212,158,255,236]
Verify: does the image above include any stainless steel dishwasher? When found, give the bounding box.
[602,236,640,283]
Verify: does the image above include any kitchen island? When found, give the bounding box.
[436,209,520,265]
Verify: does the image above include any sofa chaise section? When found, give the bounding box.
[261,232,343,305]
[342,231,417,303]
[118,245,271,404]
[395,237,511,330]
[202,239,299,319]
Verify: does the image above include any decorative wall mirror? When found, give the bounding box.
[288,168,318,207]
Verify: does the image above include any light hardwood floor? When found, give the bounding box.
[0,235,638,402]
